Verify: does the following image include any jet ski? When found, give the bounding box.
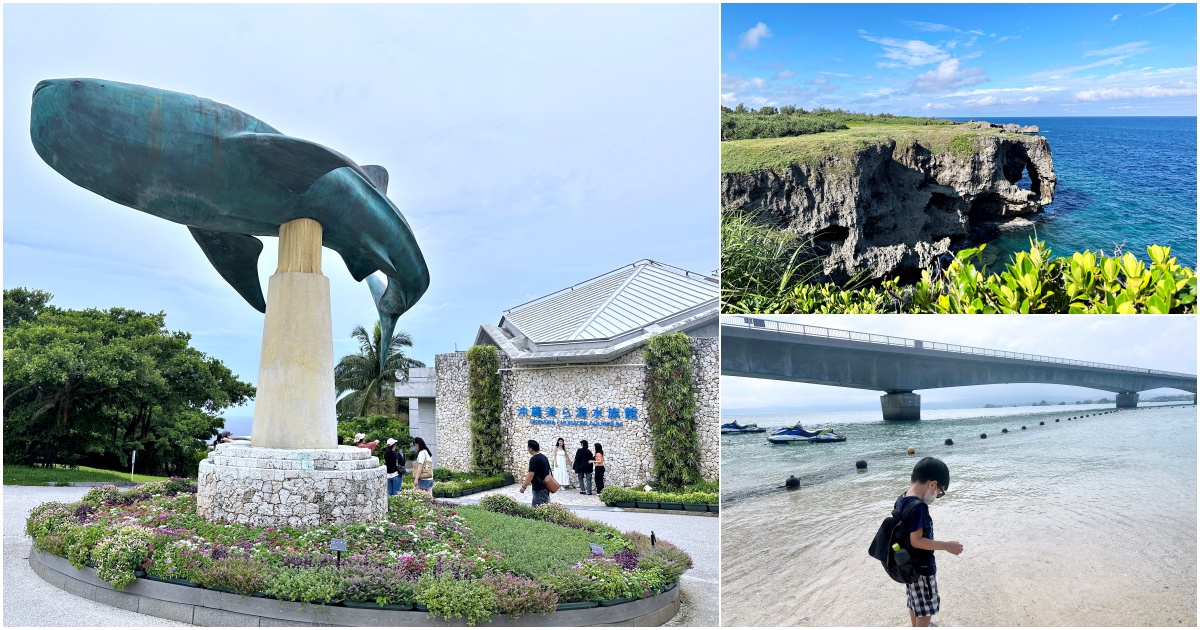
[767,424,846,444]
[721,421,767,434]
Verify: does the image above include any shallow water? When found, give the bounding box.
[948,117,1197,269]
[720,403,1197,626]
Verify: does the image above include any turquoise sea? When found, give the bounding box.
[952,117,1197,269]
[720,402,1197,625]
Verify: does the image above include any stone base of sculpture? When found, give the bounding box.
[197,443,387,527]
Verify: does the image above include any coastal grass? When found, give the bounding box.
[720,110,952,141]
[721,123,1012,174]
[3,463,170,486]
[454,505,599,577]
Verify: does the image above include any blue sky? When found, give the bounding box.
[722,3,1197,116]
[721,315,1197,412]
[4,4,718,419]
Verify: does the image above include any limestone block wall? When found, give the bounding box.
[433,338,720,489]
[691,337,720,481]
[501,348,651,489]
[433,352,471,472]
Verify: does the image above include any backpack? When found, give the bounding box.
[396,449,405,467]
[867,496,926,584]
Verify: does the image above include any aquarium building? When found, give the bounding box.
[397,259,720,488]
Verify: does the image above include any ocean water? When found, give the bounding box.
[951,117,1197,270]
[720,403,1197,626]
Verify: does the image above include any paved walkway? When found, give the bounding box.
[5,485,716,627]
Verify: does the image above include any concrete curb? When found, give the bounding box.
[29,548,681,627]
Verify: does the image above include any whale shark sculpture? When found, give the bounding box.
[30,78,429,371]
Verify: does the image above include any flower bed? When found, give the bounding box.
[431,471,515,498]
[598,486,719,512]
[25,482,689,626]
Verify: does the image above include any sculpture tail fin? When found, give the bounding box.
[366,274,406,374]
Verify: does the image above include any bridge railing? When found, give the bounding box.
[725,317,1196,378]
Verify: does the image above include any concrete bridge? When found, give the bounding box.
[721,317,1197,421]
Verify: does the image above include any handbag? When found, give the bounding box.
[544,473,561,494]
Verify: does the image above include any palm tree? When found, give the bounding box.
[334,323,424,421]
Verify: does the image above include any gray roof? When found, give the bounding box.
[500,260,717,346]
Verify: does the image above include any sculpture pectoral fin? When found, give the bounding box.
[229,132,362,195]
[188,227,267,313]
[361,165,389,194]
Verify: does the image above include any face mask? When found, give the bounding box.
[923,487,937,505]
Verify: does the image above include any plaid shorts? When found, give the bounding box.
[906,574,940,618]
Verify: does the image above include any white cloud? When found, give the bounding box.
[1111,14,1121,22]
[944,85,1063,97]
[1084,41,1150,57]
[909,58,990,93]
[1074,83,1197,101]
[820,71,854,78]
[962,95,1041,107]
[859,30,949,68]
[739,22,772,49]
[811,76,829,85]
[775,69,796,79]
[995,35,1020,44]
[1143,4,1177,16]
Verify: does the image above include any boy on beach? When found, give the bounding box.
[897,457,964,627]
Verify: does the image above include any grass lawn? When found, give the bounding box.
[3,463,171,485]
[721,123,1014,174]
[455,505,603,577]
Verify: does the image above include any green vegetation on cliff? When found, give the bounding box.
[720,106,950,141]
[722,212,1197,314]
[721,123,1011,175]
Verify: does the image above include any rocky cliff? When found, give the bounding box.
[721,125,1056,283]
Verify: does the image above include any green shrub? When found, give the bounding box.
[467,345,504,475]
[92,526,157,589]
[341,561,417,606]
[545,567,595,603]
[66,522,112,568]
[644,333,701,488]
[433,467,454,481]
[456,506,595,577]
[146,537,211,581]
[80,485,127,507]
[482,573,558,618]
[635,543,693,585]
[416,573,499,626]
[193,558,269,595]
[265,566,345,604]
[25,501,76,539]
[599,486,718,506]
[337,415,411,458]
[720,108,950,141]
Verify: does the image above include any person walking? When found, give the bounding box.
[519,439,553,506]
[384,437,405,496]
[552,437,573,489]
[412,437,435,495]
[593,443,607,494]
[573,439,594,495]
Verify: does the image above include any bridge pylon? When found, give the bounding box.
[1115,392,1139,409]
[881,391,921,421]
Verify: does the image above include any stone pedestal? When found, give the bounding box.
[881,391,921,422]
[197,444,386,527]
[1115,392,1139,409]
[198,218,386,526]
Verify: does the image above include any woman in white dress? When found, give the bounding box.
[552,437,573,489]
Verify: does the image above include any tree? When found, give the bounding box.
[334,322,424,422]
[734,103,747,113]
[3,290,255,474]
[4,287,55,329]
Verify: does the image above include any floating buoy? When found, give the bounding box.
[1002,428,1009,433]
[785,475,800,489]
[1055,419,1060,422]
[907,446,916,455]
[1021,426,1027,430]
[945,438,954,446]
[980,433,987,439]
[856,460,867,470]
[1039,421,1044,425]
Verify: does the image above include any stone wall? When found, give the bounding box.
[501,348,651,489]
[434,338,720,489]
[433,352,471,473]
[691,337,720,481]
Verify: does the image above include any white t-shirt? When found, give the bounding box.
[416,450,433,477]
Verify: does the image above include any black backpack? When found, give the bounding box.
[867,496,925,584]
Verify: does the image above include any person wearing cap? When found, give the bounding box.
[384,437,406,496]
[353,433,379,452]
